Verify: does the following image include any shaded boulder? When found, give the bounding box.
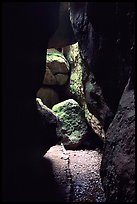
[36,98,61,149]
[37,87,60,108]
[100,78,135,202]
[52,99,88,149]
[46,49,70,75]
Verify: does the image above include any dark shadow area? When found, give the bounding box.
[3,157,66,202]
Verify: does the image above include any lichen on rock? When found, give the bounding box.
[63,42,105,141]
[52,99,88,149]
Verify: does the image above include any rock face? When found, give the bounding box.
[2,3,60,201]
[63,43,105,141]
[68,2,135,202]
[69,3,113,131]
[52,99,88,149]
[69,2,134,121]
[100,78,135,202]
[87,2,135,113]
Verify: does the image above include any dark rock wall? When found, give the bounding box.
[69,2,135,202]
[69,2,134,114]
[100,78,135,202]
[87,2,135,113]
[2,3,60,201]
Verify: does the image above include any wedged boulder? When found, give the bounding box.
[43,49,70,86]
[37,87,60,108]
[100,78,135,202]
[46,49,70,75]
[43,67,57,85]
[52,99,88,149]
[36,98,61,149]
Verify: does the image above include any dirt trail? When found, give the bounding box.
[44,145,106,202]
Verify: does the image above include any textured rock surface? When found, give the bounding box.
[63,43,105,141]
[69,2,134,125]
[100,78,135,202]
[87,2,135,113]
[36,98,58,125]
[52,99,88,149]
[37,87,60,108]
[45,145,106,202]
[46,49,70,75]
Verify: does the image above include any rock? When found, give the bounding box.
[52,99,88,149]
[62,43,105,141]
[43,67,57,85]
[55,74,69,86]
[37,87,60,108]
[46,49,70,75]
[36,98,58,125]
[87,2,135,113]
[48,2,76,48]
[36,98,61,151]
[43,49,70,86]
[2,3,61,201]
[100,78,135,202]
[69,2,134,121]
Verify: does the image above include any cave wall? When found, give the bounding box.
[100,78,135,202]
[2,3,61,201]
[68,2,135,202]
[69,2,134,115]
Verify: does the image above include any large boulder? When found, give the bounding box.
[43,48,70,86]
[52,99,88,149]
[100,78,135,202]
[37,87,60,109]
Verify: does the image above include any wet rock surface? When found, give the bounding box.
[45,145,106,202]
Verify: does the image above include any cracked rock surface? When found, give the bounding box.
[44,144,106,202]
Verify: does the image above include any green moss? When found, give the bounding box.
[46,52,69,69]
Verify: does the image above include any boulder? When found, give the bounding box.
[43,67,57,85]
[46,49,70,75]
[36,98,58,125]
[52,99,88,149]
[100,78,135,202]
[43,49,70,86]
[37,87,60,108]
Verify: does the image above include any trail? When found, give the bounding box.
[44,145,106,202]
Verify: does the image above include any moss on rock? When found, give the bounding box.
[52,99,88,149]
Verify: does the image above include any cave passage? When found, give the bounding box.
[2,2,134,202]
